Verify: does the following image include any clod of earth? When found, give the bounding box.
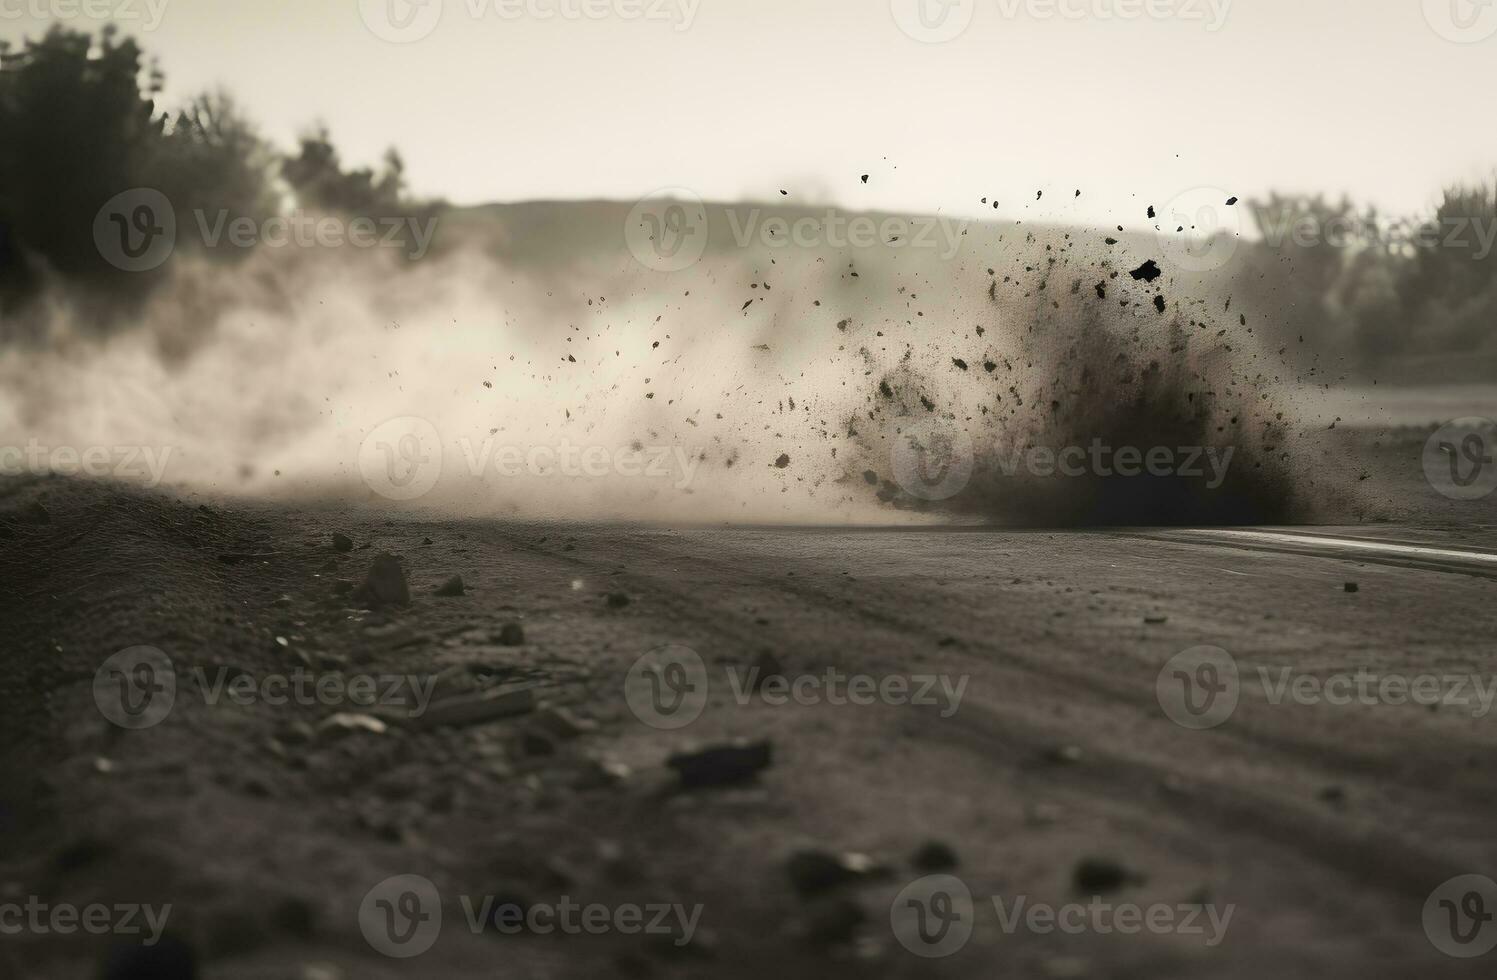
[786,849,884,897]
[353,553,410,607]
[1345,582,1360,593]
[498,622,526,646]
[668,739,773,789]
[434,574,466,597]
[912,840,959,872]
[1073,857,1145,894]
[331,533,353,553]
[605,592,631,609]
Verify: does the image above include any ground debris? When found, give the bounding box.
[353,553,410,607]
[668,739,772,789]
[434,574,466,597]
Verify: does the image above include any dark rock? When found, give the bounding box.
[498,622,526,646]
[668,739,772,789]
[434,575,466,597]
[606,592,632,609]
[786,849,882,897]
[1344,582,1359,593]
[1128,260,1162,283]
[331,533,354,553]
[100,935,198,980]
[750,650,784,691]
[1073,857,1145,894]
[352,553,410,607]
[799,897,865,945]
[912,840,959,872]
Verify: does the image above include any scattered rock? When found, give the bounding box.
[352,553,410,607]
[331,533,354,553]
[786,849,883,897]
[668,739,773,789]
[100,935,199,980]
[317,713,388,738]
[434,575,466,597]
[1073,857,1145,894]
[497,622,526,646]
[1344,582,1360,594]
[1128,259,1162,283]
[605,592,632,609]
[1144,615,1169,625]
[912,840,959,872]
[412,685,538,730]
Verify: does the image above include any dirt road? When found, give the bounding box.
[3,474,1497,978]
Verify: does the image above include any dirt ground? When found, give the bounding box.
[3,430,1497,979]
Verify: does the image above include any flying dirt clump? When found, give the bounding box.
[848,236,1363,526]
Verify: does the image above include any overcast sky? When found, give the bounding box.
[3,0,1496,227]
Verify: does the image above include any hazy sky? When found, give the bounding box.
[3,0,1496,227]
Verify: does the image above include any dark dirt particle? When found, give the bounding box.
[606,592,632,608]
[434,575,466,597]
[774,453,791,469]
[498,622,526,646]
[667,739,772,789]
[331,533,354,553]
[912,840,960,872]
[1129,260,1163,283]
[1073,857,1145,894]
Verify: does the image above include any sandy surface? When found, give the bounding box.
[3,463,1497,978]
